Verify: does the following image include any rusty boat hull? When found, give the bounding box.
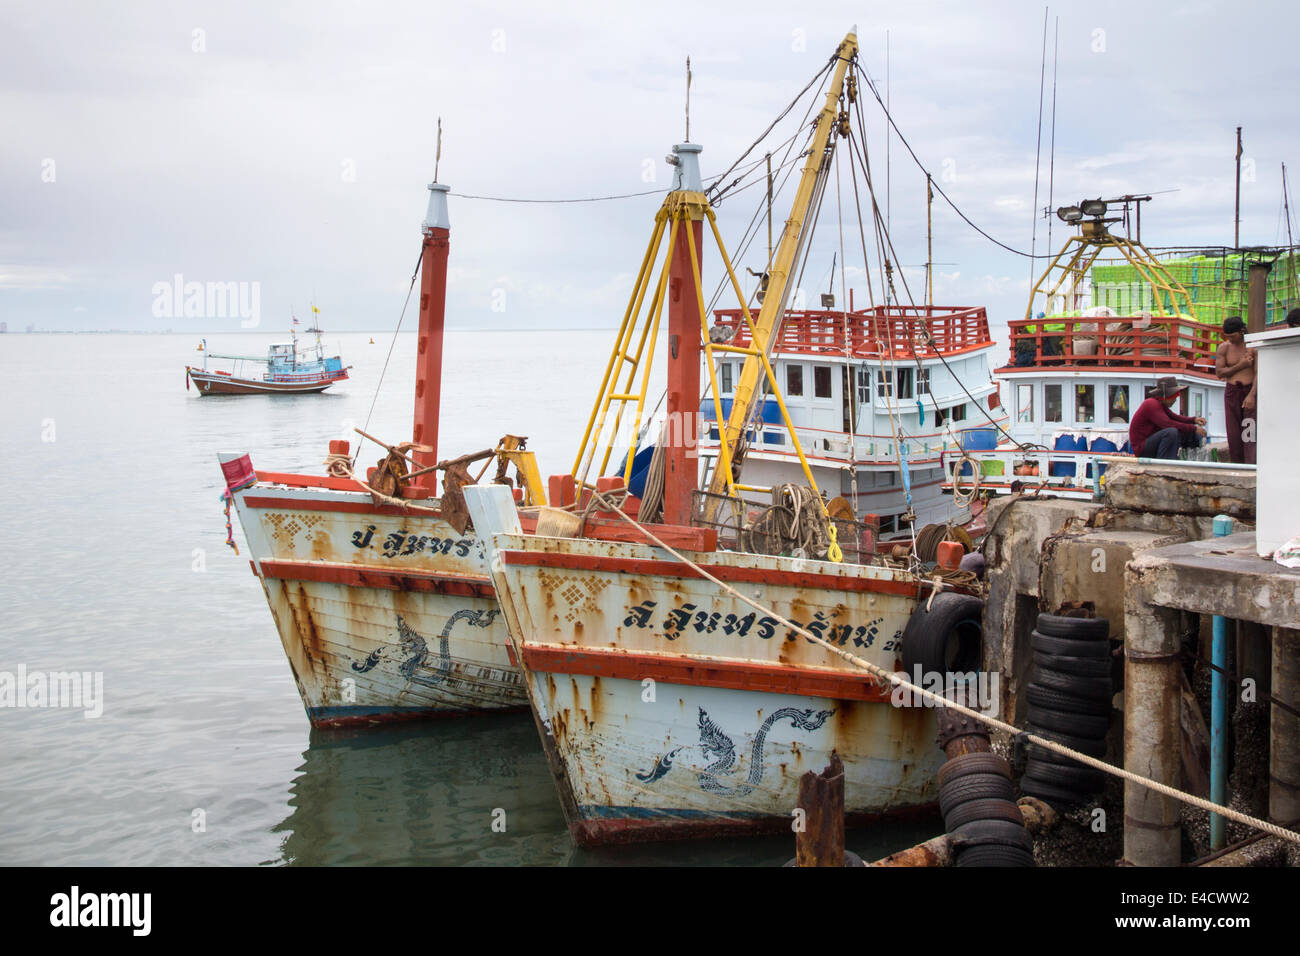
[230,475,526,727]
[480,524,947,846]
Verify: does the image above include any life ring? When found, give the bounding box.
[900,591,984,685]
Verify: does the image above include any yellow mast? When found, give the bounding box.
[705,31,858,499]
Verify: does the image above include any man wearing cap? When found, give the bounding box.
[1215,315,1256,464]
[1129,376,1207,459]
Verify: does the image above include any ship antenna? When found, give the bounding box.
[684,57,692,142]
[1028,6,1048,291]
[434,117,442,183]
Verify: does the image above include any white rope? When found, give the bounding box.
[588,490,1300,847]
[950,451,982,508]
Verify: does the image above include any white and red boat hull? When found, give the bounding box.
[230,475,525,727]
[476,515,946,846]
[188,367,347,395]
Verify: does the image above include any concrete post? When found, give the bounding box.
[1123,567,1185,866]
[1271,626,1300,825]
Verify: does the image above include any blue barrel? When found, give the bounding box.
[1088,436,1117,478]
[959,427,998,451]
[1049,433,1079,477]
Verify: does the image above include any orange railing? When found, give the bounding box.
[711,305,993,359]
[999,315,1221,373]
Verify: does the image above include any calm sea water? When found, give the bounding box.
[0,330,936,866]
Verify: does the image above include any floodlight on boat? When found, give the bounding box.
[1080,199,1108,217]
[1056,205,1083,223]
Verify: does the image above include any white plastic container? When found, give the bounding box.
[1245,325,1300,556]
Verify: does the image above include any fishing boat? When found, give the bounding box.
[941,199,1229,500]
[187,322,350,395]
[467,33,984,846]
[700,300,1006,535]
[219,182,548,727]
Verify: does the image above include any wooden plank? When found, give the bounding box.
[500,547,925,598]
[520,644,893,702]
[259,558,493,599]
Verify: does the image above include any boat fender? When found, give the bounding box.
[899,592,984,697]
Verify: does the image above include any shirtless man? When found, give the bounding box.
[1215,315,1256,464]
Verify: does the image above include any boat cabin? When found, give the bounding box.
[698,303,1008,531]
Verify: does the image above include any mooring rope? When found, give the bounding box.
[584,489,1300,847]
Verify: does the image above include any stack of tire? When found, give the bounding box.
[938,752,1034,866]
[1021,612,1113,809]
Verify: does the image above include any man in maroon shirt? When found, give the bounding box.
[1129,376,1207,459]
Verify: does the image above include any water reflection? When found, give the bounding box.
[273,712,941,867]
[275,714,573,866]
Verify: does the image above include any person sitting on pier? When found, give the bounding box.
[1128,376,1206,460]
[1215,315,1256,464]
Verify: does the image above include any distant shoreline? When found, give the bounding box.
[2,326,622,335]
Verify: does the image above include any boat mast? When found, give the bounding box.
[706,31,858,500]
[411,179,451,493]
[662,143,707,526]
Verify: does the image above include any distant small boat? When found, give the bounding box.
[187,322,349,395]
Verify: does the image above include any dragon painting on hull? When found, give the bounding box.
[636,707,835,796]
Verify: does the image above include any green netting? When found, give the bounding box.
[1090,251,1300,326]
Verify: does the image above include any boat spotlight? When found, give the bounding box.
[1080,199,1108,217]
[1056,205,1083,223]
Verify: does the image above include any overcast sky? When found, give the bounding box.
[2,0,1297,334]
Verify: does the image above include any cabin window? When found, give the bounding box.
[1075,384,1096,424]
[814,365,832,398]
[877,370,892,400]
[1108,384,1130,423]
[856,367,872,406]
[896,368,914,400]
[1017,384,1034,423]
[1193,390,1204,418]
[719,362,733,394]
[1044,384,1063,423]
[949,403,967,422]
[917,368,931,395]
[786,364,804,397]
[935,407,947,426]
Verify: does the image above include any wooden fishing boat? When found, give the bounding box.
[941,201,1229,500]
[187,324,349,395]
[221,182,546,727]
[699,302,1007,534]
[467,33,986,846]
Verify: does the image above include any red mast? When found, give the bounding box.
[662,143,705,527]
[412,182,450,492]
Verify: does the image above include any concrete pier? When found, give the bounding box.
[976,458,1298,865]
[1272,627,1300,826]
[1123,533,1299,865]
[1121,579,1185,866]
